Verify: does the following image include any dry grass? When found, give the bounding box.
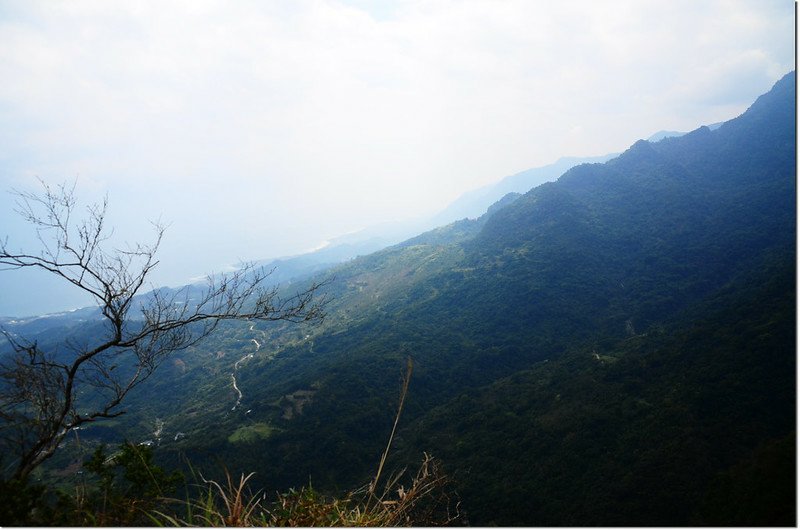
[148,453,459,527]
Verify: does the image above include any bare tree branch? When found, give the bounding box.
[0,181,328,480]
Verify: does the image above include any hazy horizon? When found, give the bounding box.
[0,0,794,316]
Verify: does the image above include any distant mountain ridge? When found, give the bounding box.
[1,124,718,321]
[246,153,622,285]
[238,121,727,286]
[646,129,686,142]
[428,153,619,225]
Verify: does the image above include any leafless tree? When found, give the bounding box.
[0,180,328,481]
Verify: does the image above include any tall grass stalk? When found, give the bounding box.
[369,357,413,498]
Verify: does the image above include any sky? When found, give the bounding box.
[0,0,795,316]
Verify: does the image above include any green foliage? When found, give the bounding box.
[0,477,46,526]
[408,258,795,525]
[0,442,184,526]
[113,443,184,500]
[694,433,796,526]
[228,422,277,444]
[73,443,182,525]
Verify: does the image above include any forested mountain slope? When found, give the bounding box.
[7,72,794,526]
[419,71,796,524]
[217,71,793,525]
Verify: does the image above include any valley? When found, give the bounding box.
[0,72,795,526]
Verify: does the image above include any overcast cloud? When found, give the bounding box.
[0,0,794,315]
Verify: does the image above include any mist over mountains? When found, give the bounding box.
[0,72,795,526]
[0,113,729,321]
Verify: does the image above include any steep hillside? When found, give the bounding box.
[201,72,792,524]
[5,73,794,526]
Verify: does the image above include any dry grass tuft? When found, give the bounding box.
[149,453,459,527]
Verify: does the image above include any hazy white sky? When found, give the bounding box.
[0,0,794,315]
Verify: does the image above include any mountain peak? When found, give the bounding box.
[750,70,794,109]
[631,138,653,150]
[647,130,686,143]
[613,137,660,164]
[729,70,795,126]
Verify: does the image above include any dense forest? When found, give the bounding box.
[0,72,795,526]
